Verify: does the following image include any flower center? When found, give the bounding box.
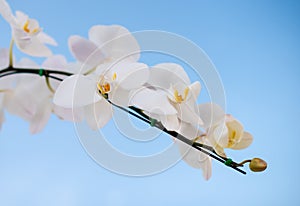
[97,73,117,95]
[227,125,238,147]
[23,20,39,34]
[174,87,189,103]
[97,82,111,94]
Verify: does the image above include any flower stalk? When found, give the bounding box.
[0,64,269,175]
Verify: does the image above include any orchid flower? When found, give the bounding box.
[198,103,253,157]
[54,24,149,130]
[0,0,57,57]
[130,63,203,131]
[53,60,149,130]
[3,55,83,133]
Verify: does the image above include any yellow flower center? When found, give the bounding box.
[227,124,239,147]
[23,20,39,34]
[228,132,236,147]
[174,87,189,103]
[97,73,117,95]
[97,82,111,94]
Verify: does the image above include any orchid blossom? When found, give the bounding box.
[0,0,57,57]
[3,55,83,133]
[130,63,203,131]
[198,103,253,157]
[54,25,149,130]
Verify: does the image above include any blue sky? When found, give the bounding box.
[0,0,300,205]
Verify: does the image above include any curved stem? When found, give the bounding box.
[126,105,246,175]
[0,66,73,81]
[0,65,247,175]
[9,39,14,66]
[45,76,55,93]
[83,66,96,75]
[238,159,251,166]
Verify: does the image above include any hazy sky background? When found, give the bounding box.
[0,0,300,205]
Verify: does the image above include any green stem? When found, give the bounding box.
[9,39,14,67]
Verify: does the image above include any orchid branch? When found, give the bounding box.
[0,0,267,180]
[0,65,267,174]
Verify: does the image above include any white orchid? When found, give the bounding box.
[130,63,203,131]
[3,55,82,133]
[198,103,253,157]
[54,24,148,130]
[68,24,140,74]
[54,61,149,130]
[0,0,57,57]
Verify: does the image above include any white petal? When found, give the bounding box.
[0,0,16,25]
[109,86,132,107]
[201,156,212,180]
[214,144,227,157]
[88,25,140,61]
[68,35,105,68]
[53,74,102,108]
[65,62,85,74]
[0,75,15,89]
[213,122,229,147]
[13,32,53,57]
[29,99,52,134]
[0,48,9,69]
[176,122,200,140]
[16,58,39,68]
[53,105,84,122]
[15,11,28,26]
[37,32,57,46]
[160,114,180,131]
[176,103,203,125]
[189,81,201,101]
[84,100,113,130]
[115,62,149,90]
[130,88,177,115]
[175,124,212,179]
[4,90,35,121]
[198,103,225,130]
[42,55,67,70]
[148,63,190,90]
[231,131,253,150]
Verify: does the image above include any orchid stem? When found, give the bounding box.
[9,39,14,67]
[45,76,55,93]
[0,65,246,175]
[113,104,246,175]
[0,66,72,81]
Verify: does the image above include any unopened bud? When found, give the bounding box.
[249,158,267,172]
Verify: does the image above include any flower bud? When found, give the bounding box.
[249,158,267,172]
